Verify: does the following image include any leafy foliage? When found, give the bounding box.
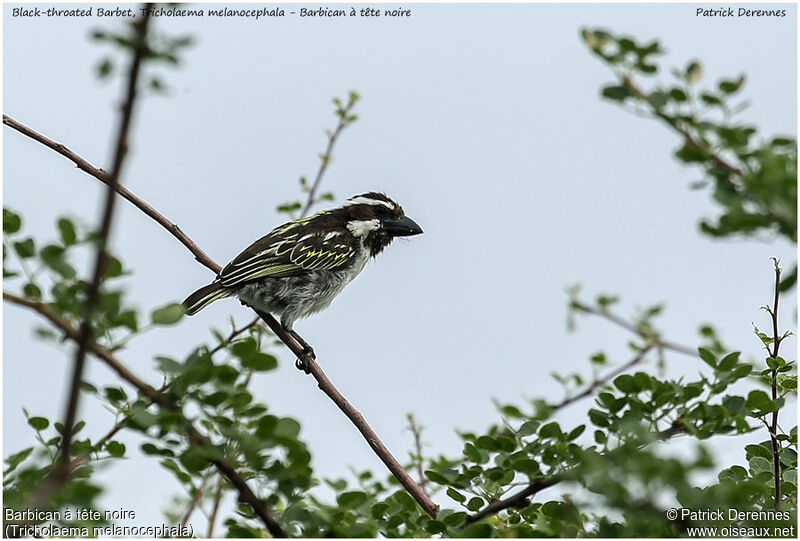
[582,27,797,290]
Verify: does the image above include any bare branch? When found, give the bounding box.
[1,115,219,274]
[571,299,697,357]
[3,292,287,537]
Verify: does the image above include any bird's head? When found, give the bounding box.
[332,192,423,256]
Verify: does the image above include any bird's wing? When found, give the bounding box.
[218,224,359,287]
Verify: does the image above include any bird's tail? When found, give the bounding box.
[183,282,230,315]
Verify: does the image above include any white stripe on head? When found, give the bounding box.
[346,219,381,238]
[346,196,395,209]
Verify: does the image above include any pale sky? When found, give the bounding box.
[3,2,797,531]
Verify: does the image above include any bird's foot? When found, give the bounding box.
[294,346,315,374]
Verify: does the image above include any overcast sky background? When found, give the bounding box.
[3,1,797,532]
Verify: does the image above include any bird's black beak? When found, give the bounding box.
[383,215,423,237]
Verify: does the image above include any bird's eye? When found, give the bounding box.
[375,206,391,218]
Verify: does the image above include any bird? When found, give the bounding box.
[183,192,423,370]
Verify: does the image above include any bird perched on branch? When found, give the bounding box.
[183,192,423,369]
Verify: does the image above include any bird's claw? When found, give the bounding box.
[294,346,315,374]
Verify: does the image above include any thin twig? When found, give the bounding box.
[299,93,359,217]
[553,344,654,411]
[58,4,152,480]
[181,473,211,529]
[208,316,261,356]
[407,413,429,491]
[4,292,287,537]
[207,480,224,538]
[571,299,696,357]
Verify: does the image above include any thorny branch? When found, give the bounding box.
[3,292,288,538]
[3,111,439,517]
[766,258,785,508]
[58,4,152,482]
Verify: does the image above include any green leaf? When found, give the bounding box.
[722,395,745,415]
[567,424,586,441]
[778,375,797,390]
[589,409,610,427]
[746,390,777,414]
[28,417,49,431]
[601,84,630,102]
[5,447,34,474]
[274,418,300,439]
[717,351,740,371]
[745,444,772,460]
[180,447,210,473]
[13,238,35,258]
[23,283,42,299]
[718,76,745,94]
[425,470,450,485]
[103,256,124,278]
[539,422,562,439]
[424,520,447,535]
[466,497,484,512]
[150,303,184,325]
[512,458,540,475]
[40,244,76,278]
[669,88,688,102]
[518,420,539,436]
[613,374,638,393]
[106,441,125,457]
[337,491,368,509]
[675,144,707,163]
[446,487,466,503]
[698,348,717,368]
[242,352,278,372]
[461,523,491,537]
[441,511,468,527]
[57,218,77,246]
[686,60,702,84]
[749,456,772,473]
[3,208,21,233]
[104,387,127,402]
